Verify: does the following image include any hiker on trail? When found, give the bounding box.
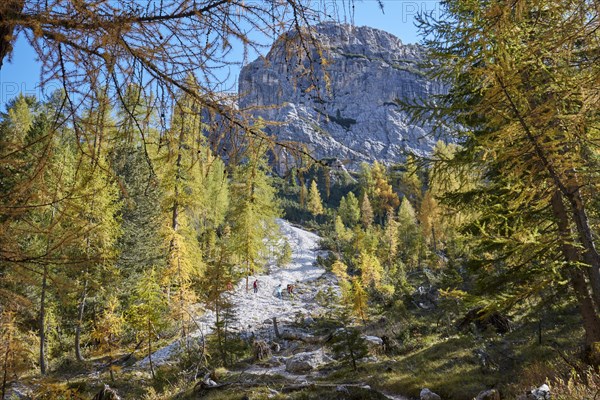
[226,281,233,291]
[253,279,259,294]
[287,283,295,299]
[276,283,283,300]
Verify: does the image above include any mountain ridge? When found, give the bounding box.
[239,22,446,172]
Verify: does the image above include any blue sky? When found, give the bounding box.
[0,0,440,108]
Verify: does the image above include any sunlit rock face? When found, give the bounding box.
[239,22,446,172]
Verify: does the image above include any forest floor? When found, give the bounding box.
[8,220,592,400]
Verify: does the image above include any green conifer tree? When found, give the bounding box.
[338,192,360,227]
[129,269,170,380]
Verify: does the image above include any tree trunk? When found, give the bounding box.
[39,264,48,375]
[2,323,10,400]
[148,320,155,379]
[75,278,88,361]
[0,0,25,70]
[551,191,600,348]
[272,317,280,338]
[564,186,600,310]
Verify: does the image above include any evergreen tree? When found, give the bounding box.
[338,192,360,227]
[329,309,369,371]
[397,198,422,269]
[129,269,170,380]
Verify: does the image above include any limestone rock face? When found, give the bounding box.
[239,22,446,171]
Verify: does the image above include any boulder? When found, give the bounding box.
[475,389,500,400]
[285,348,330,373]
[420,388,442,400]
[516,384,551,400]
[530,384,551,400]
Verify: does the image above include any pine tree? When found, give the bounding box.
[329,309,369,371]
[307,180,324,216]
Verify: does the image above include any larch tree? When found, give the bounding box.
[229,139,280,290]
[307,179,324,216]
[155,86,209,340]
[360,193,374,229]
[411,0,600,351]
[0,0,339,177]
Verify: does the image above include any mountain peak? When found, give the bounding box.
[239,23,445,172]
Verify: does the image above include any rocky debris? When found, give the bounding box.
[516,384,551,400]
[239,22,447,172]
[285,348,331,373]
[92,385,121,400]
[363,335,385,355]
[4,382,33,399]
[420,388,442,400]
[475,388,500,400]
[136,219,336,367]
[412,285,439,310]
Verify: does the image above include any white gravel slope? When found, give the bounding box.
[137,219,333,367]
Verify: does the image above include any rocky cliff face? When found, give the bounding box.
[238,22,445,171]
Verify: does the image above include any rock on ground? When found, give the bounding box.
[285,348,331,373]
[420,388,442,400]
[476,389,500,400]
